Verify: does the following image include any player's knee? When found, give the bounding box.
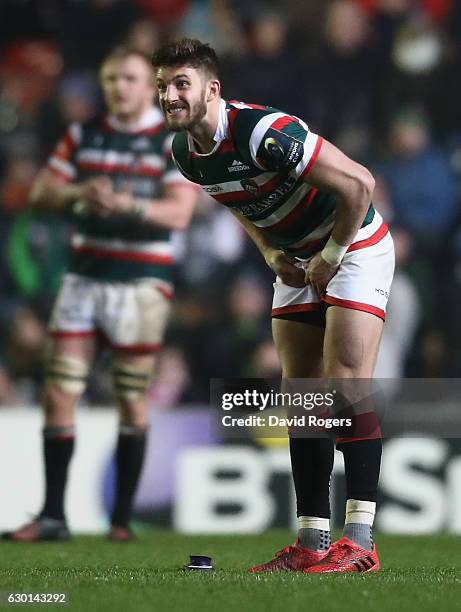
[112,359,153,402]
[44,355,89,396]
[324,353,362,378]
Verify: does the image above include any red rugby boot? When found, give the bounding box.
[2,516,70,542]
[249,541,328,573]
[303,537,379,574]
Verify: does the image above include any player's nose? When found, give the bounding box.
[165,84,178,102]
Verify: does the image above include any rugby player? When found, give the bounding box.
[152,39,394,573]
[3,47,197,542]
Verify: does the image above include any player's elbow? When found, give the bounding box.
[357,167,375,201]
[348,167,375,209]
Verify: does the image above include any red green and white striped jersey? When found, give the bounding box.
[172,99,374,258]
[48,106,190,283]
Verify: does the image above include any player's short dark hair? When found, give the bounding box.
[151,38,219,78]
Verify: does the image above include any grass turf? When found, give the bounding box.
[0,530,460,612]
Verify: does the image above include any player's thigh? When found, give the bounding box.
[48,273,97,337]
[272,318,324,378]
[323,306,383,378]
[111,351,158,427]
[99,280,172,352]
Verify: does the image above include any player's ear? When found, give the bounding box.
[207,79,221,102]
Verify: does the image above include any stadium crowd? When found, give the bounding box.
[0,0,460,405]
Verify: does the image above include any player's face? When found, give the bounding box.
[155,66,209,131]
[100,56,155,122]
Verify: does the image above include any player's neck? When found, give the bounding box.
[189,98,222,154]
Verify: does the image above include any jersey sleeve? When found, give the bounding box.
[161,133,197,189]
[247,111,323,178]
[47,123,81,181]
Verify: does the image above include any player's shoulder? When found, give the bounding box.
[171,131,189,163]
[227,100,282,137]
[68,112,107,147]
[171,132,194,178]
[79,112,106,135]
[228,100,307,150]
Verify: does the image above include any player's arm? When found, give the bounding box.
[29,123,114,213]
[303,139,375,294]
[29,168,110,212]
[306,139,375,251]
[111,184,198,230]
[229,208,305,288]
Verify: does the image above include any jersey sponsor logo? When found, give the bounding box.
[375,288,389,299]
[257,128,304,171]
[239,176,297,215]
[203,184,224,194]
[240,179,259,196]
[228,159,250,172]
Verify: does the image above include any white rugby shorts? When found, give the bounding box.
[48,274,173,352]
[272,212,395,322]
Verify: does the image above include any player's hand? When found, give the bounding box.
[80,176,112,203]
[304,252,339,295]
[82,179,133,216]
[100,184,133,216]
[266,249,306,288]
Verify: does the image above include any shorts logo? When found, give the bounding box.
[240,179,260,196]
[375,288,389,298]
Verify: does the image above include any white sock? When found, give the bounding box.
[345,499,376,526]
[298,516,330,531]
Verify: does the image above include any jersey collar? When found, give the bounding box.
[106,106,164,133]
[187,98,228,156]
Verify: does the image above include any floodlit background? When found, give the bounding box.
[0,0,460,534]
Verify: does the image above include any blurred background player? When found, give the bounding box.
[152,38,394,573]
[2,46,197,541]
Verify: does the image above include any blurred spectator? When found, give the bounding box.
[226,274,271,376]
[221,9,306,117]
[301,0,381,157]
[125,19,160,56]
[377,106,456,237]
[57,0,141,71]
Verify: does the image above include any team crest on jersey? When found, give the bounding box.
[240,178,260,196]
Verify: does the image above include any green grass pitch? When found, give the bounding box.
[0,530,460,612]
